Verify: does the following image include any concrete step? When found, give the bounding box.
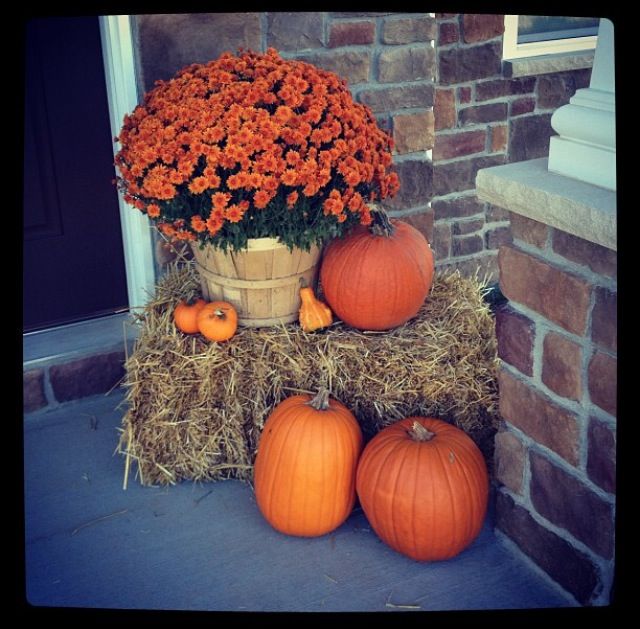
[23,313,137,415]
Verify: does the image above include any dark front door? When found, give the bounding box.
[24,16,129,332]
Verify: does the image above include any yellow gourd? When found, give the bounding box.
[299,286,333,332]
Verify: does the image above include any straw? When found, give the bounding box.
[117,260,499,486]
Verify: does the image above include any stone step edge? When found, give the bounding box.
[23,344,132,416]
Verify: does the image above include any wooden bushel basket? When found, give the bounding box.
[190,238,322,327]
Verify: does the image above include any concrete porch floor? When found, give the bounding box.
[24,390,575,612]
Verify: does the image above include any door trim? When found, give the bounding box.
[99,15,156,312]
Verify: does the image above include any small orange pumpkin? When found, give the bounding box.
[299,286,333,332]
[173,298,207,334]
[356,417,489,561]
[254,389,363,537]
[196,301,238,342]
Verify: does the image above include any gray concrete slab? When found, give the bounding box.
[23,313,137,369]
[24,391,576,612]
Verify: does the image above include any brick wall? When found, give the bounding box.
[133,12,437,265]
[432,14,592,280]
[493,217,616,605]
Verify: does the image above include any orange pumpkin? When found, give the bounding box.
[356,417,489,561]
[253,389,363,537]
[299,286,333,332]
[173,298,207,334]
[196,301,238,342]
[320,209,434,331]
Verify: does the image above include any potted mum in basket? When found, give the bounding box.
[114,48,399,326]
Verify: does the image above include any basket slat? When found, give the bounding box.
[191,239,321,327]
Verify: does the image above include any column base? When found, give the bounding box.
[548,136,616,192]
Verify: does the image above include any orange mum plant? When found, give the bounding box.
[114,48,399,252]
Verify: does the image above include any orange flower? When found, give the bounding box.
[234,171,251,189]
[281,169,298,186]
[256,152,278,174]
[323,198,336,215]
[212,192,231,210]
[343,169,361,187]
[226,174,243,190]
[286,191,299,208]
[206,213,223,236]
[274,105,294,124]
[259,176,276,195]
[206,173,221,189]
[203,126,225,144]
[303,181,321,197]
[188,177,209,194]
[285,150,301,167]
[211,207,225,220]
[347,192,364,212]
[168,169,185,185]
[226,204,245,223]
[235,126,255,145]
[191,215,207,232]
[253,190,271,209]
[158,183,177,200]
[247,172,264,189]
[158,222,176,237]
[359,207,372,226]
[147,203,161,218]
[204,148,221,167]
[177,160,195,178]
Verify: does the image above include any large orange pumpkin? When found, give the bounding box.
[253,390,363,537]
[356,417,489,561]
[320,209,434,331]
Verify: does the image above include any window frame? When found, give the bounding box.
[503,15,598,60]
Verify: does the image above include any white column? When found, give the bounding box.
[547,19,616,191]
[100,15,157,310]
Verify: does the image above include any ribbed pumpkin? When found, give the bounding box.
[254,390,363,537]
[356,417,489,561]
[320,209,434,331]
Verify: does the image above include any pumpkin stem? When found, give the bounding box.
[369,206,395,238]
[407,420,435,442]
[214,308,227,320]
[299,276,308,289]
[307,388,331,411]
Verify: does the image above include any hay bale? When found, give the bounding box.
[118,262,500,487]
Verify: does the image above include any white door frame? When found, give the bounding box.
[99,15,156,312]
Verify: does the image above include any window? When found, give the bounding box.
[503,15,599,59]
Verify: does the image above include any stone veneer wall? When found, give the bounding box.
[493,217,616,605]
[23,352,127,414]
[133,12,437,266]
[432,14,592,280]
[135,12,595,281]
